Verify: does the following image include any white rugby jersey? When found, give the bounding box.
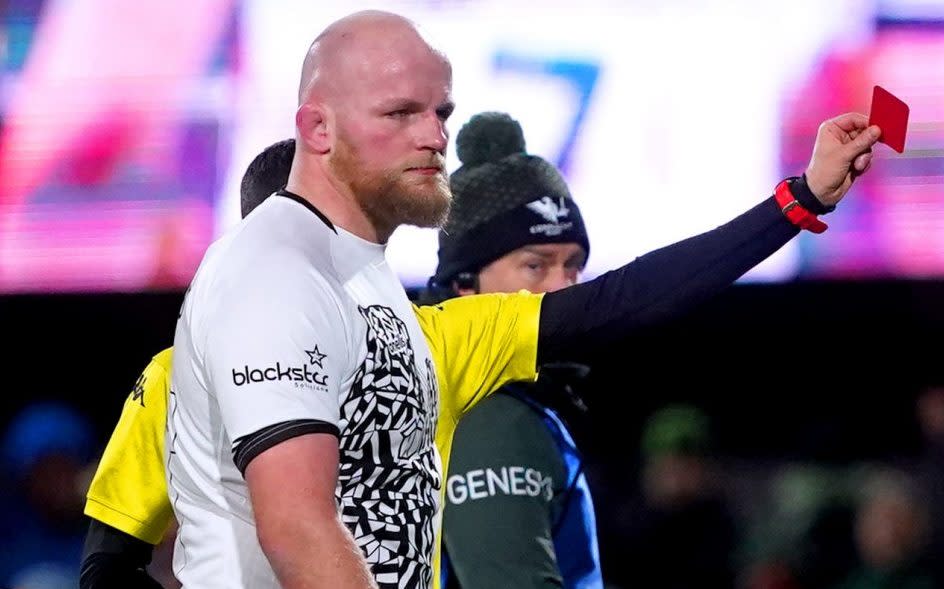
[168,192,441,589]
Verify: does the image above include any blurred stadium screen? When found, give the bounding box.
[1,0,942,292]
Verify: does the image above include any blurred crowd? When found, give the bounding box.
[1,387,942,589]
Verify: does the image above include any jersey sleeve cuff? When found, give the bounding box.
[84,498,169,545]
[232,419,340,476]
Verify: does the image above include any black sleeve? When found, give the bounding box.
[537,185,817,364]
[80,519,163,589]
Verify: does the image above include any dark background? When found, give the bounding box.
[4,278,940,462]
[5,278,944,587]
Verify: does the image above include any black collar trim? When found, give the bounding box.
[276,189,336,233]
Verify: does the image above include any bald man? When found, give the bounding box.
[166,9,882,589]
[168,13,458,589]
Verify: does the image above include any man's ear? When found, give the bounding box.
[296,103,330,154]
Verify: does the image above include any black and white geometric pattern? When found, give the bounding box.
[338,305,440,589]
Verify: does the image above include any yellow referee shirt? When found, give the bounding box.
[85,291,542,586]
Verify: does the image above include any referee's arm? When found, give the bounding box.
[80,521,163,589]
[537,191,801,363]
[538,113,881,362]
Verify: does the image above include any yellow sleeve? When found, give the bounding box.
[84,348,174,545]
[414,290,543,426]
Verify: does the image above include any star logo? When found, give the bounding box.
[306,345,327,368]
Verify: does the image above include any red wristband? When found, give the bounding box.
[774,179,828,234]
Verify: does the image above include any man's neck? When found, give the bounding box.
[286,162,390,244]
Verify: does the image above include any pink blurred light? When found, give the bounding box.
[0,0,233,291]
[1,200,213,292]
[0,0,233,205]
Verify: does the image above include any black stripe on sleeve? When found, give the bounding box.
[232,419,340,476]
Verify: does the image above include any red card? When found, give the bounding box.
[868,85,909,153]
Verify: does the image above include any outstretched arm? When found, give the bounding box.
[538,114,880,363]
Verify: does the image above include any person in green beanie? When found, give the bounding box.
[431,112,601,589]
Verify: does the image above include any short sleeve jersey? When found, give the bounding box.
[85,348,174,545]
[169,194,444,589]
[167,193,542,589]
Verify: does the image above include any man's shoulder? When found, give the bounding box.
[412,291,543,342]
[232,204,333,261]
[151,347,174,373]
[415,291,543,315]
[203,209,340,294]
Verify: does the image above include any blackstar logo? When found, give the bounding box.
[231,346,329,390]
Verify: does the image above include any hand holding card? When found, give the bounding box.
[868,85,909,153]
[804,113,881,206]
